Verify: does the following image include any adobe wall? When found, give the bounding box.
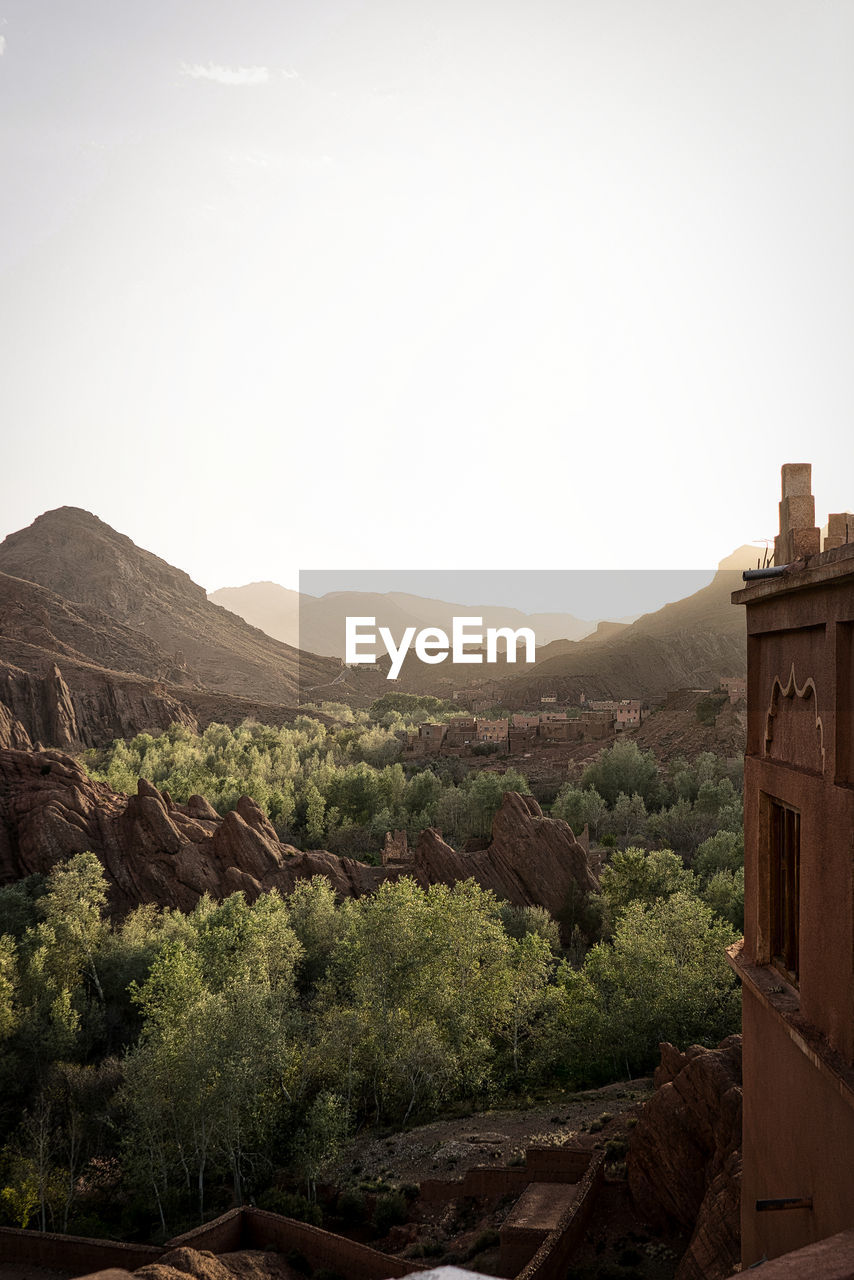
[419,1165,529,1203]
[516,1152,605,1280]
[727,1228,854,1279]
[741,984,854,1266]
[160,1207,244,1252]
[419,1146,593,1203]
[0,1226,162,1271]
[240,1209,419,1278]
[741,571,854,1059]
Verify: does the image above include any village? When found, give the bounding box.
[401,681,745,761]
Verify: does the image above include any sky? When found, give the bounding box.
[1,1,853,598]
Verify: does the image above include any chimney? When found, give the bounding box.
[824,511,854,552]
[774,464,820,565]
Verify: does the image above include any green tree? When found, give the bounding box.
[581,741,661,808]
[599,847,695,928]
[583,892,740,1075]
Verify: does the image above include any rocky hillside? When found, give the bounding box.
[0,509,384,747]
[492,552,754,708]
[0,747,597,921]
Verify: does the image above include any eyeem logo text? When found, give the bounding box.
[345,616,536,680]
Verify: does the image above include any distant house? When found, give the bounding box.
[477,717,509,745]
[720,676,747,703]
[615,699,641,727]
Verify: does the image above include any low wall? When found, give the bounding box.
[241,1209,422,1279]
[0,1226,162,1272]
[161,1207,244,1253]
[419,1166,529,1203]
[525,1147,592,1183]
[419,1145,592,1204]
[516,1152,606,1280]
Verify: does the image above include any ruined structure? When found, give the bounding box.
[730,463,854,1266]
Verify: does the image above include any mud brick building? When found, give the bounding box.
[721,676,747,703]
[730,463,854,1266]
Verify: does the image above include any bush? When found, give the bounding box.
[696,694,727,726]
[336,1188,367,1224]
[467,1228,500,1258]
[258,1190,322,1225]
[373,1190,408,1234]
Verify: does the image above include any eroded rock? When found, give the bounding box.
[627,1035,742,1280]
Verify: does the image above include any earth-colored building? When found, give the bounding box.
[731,463,854,1266]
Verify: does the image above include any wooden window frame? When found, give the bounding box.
[768,797,800,986]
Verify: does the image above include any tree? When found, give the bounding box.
[552,785,607,840]
[304,784,327,846]
[583,892,740,1075]
[695,830,744,881]
[702,868,745,931]
[581,741,661,808]
[599,847,695,927]
[293,1092,349,1201]
[605,792,648,845]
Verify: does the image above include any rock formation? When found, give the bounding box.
[0,747,597,921]
[413,791,598,929]
[626,1036,742,1280]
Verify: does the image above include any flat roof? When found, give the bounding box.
[731,541,854,607]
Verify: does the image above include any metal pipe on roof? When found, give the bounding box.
[742,567,788,581]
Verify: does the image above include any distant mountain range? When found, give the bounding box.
[208,581,623,658]
[489,546,755,708]
[0,507,753,750]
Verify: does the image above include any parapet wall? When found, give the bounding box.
[517,1151,606,1280]
[419,1144,595,1203]
[241,1208,420,1278]
[0,1225,162,1272]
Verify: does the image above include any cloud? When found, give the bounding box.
[181,62,269,86]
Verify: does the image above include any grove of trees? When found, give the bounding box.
[0,725,746,1242]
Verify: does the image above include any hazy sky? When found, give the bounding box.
[2,2,853,593]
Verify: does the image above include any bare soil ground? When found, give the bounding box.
[331,1079,654,1187]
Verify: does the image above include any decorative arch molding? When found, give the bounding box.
[763,663,826,774]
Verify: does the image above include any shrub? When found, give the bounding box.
[373,1190,408,1233]
[336,1188,367,1224]
[259,1190,322,1225]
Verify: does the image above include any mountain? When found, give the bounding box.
[0,508,383,748]
[208,582,603,657]
[488,548,756,707]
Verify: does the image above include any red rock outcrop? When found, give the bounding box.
[626,1036,742,1280]
[0,748,597,921]
[413,791,598,931]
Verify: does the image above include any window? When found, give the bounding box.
[770,800,800,982]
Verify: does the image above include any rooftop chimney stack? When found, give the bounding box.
[774,463,820,565]
[824,511,854,552]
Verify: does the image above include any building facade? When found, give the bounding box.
[731,464,854,1265]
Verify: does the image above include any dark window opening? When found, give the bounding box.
[770,800,800,983]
